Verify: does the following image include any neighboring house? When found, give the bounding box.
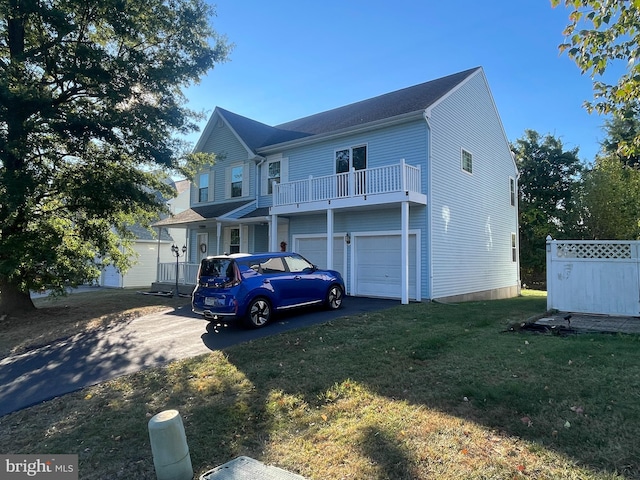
[101,178,191,288]
[154,67,520,303]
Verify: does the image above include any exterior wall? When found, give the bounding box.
[428,72,519,300]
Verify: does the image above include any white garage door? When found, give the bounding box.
[101,265,122,288]
[355,234,417,299]
[295,236,346,273]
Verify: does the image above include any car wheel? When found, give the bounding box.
[326,284,344,310]
[246,297,271,328]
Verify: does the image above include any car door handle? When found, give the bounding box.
[294,276,301,280]
[263,279,270,284]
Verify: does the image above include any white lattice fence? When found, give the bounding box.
[546,237,640,316]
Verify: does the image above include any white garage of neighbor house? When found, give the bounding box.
[154,67,520,303]
[100,179,191,288]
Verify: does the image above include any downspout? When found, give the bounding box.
[255,155,266,209]
[423,110,434,300]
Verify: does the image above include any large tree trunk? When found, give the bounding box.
[0,281,36,316]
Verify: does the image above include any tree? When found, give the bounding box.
[511,130,583,285]
[578,155,640,239]
[553,0,640,156]
[600,106,640,168]
[0,0,230,315]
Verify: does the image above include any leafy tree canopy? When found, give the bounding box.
[553,0,640,155]
[578,155,640,239]
[511,130,583,284]
[0,0,230,314]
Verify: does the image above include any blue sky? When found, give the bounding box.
[182,0,612,163]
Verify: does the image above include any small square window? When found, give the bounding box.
[462,149,473,174]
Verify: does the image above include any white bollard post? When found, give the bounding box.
[148,410,193,480]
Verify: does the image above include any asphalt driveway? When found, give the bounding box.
[0,296,396,417]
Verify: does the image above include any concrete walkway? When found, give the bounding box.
[535,312,640,334]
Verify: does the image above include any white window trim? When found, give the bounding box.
[226,162,248,199]
[334,144,368,173]
[509,176,516,207]
[461,148,473,175]
[511,232,517,262]
[262,155,288,196]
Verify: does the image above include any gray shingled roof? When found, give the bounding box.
[153,200,255,227]
[220,67,480,152]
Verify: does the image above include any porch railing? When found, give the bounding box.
[273,159,421,207]
[157,262,199,285]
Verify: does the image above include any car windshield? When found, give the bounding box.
[200,258,234,278]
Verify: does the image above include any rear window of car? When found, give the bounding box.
[200,258,234,278]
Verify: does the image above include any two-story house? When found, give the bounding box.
[154,66,520,303]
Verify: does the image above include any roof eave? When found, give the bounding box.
[256,110,426,155]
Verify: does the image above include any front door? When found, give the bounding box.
[197,233,209,261]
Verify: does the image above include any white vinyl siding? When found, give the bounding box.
[429,71,518,299]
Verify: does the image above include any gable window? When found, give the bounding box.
[462,149,473,174]
[198,173,209,203]
[511,233,517,262]
[267,161,280,194]
[231,165,243,198]
[510,177,516,206]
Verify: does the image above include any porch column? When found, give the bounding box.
[270,214,278,252]
[401,201,409,305]
[326,208,334,270]
[216,222,222,255]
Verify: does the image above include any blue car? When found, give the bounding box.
[192,252,345,328]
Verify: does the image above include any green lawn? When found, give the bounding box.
[1,290,639,479]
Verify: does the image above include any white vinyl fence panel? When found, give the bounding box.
[546,237,640,316]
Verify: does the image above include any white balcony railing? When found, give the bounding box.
[157,262,199,285]
[273,159,421,207]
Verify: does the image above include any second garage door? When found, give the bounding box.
[354,234,418,300]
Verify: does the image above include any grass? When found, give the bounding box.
[1,289,639,479]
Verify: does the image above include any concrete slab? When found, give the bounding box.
[536,312,640,334]
[200,456,306,480]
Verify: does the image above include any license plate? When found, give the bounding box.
[204,297,224,307]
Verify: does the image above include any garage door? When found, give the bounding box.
[101,265,122,288]
[355,234,417,299]
[295,236,345,273]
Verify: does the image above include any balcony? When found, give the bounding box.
[270,160,426,215]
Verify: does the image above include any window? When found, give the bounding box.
[510,177,516,206]
[231,166,243,198]
[336,145,367,195]
[198,173,209,203]
[462,149,473,174]
[267,160,280,195]
[260,256,286,273]
[335,145,367,173]
[230,228,240,254]
[285,255,314,273]
[511,233,517,262]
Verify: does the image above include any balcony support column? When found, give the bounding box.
[270,214,279,252]
[401,201,409,305]
[326,208,334,270]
